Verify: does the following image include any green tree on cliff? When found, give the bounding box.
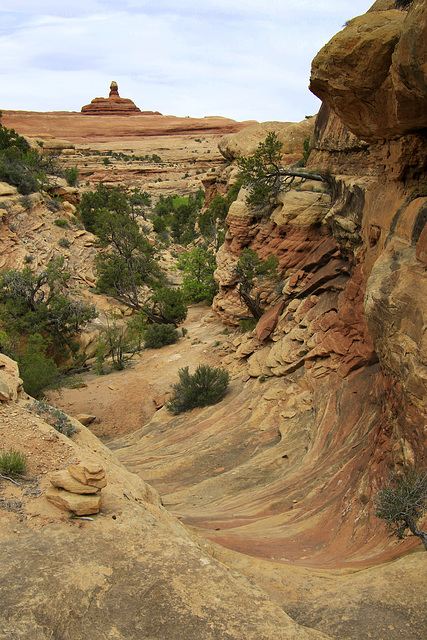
[237,131,326,207]
[234,248,279,320]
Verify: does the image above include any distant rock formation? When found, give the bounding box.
[81,81,161,116]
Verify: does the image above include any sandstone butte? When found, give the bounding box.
[1,1,427,639]
[81,80,161,116]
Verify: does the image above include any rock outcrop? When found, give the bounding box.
[219,118,315,165]
[81,80,146,116]
[112,0,427,618]
[310,1,427,141]
[0,394,329,640]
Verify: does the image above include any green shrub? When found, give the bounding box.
[0,448,27,476]
[58,237,71,248]
[0,257,97,355]
[149,287,187,326]
[17,334,59,398]
[54,218,68,228]
[144,323,179,349]
[297,137,311,168]
[167,365,229,414]
[28,400,75,436]
[64,165,79,186]
[239,317,257,332]
[20,195,32,210]
[176,247,218,304]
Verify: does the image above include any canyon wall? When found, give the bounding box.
[116,0,427,573]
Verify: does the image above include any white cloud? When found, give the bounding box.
[0,1,375,121]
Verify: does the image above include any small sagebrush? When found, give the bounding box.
[0,448,27,476]
[28,400,75,436]
[167,365,230,414]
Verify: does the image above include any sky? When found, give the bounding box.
[0,1,374,123]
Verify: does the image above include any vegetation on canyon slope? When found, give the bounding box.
[375,469,427,551]
[0,256,97,396]
[166,364,230,414]
[0,112,61,195]
[237,131,326,207]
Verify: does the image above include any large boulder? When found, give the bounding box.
[218,118,314,163]
[310,3,427,141]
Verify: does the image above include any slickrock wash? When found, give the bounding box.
[1,2,427,640]
[110,2,427,635]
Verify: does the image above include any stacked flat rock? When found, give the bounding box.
[46,463,106,515]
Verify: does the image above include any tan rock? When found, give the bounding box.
[271,189,331,228]
[218,118,314,162]
[0,354,23,402]
[0,182,18,197]
[153,393,172,410]
[247,349,272,377]
[45,486,102,515]
[75,413,96,426]
[49,470,101,494]
[68,462,107,487]
[310,7,427,141]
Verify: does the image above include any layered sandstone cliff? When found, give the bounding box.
[1,3,427,640]
[115,0,427,574]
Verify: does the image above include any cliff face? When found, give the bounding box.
[215,0,427,434]
[145,0,427,568]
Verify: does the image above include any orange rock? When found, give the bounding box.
[81,80,145,116]
[256,301,286,342]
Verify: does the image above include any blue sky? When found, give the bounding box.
[0,1,374,122]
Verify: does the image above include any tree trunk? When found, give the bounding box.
[407,519,427,551]
[238,288,263,320]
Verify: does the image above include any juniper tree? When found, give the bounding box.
[375,469,427,550]
[237,131,327,207]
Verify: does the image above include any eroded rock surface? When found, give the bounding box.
[0,400,329,640]
[310,2,427,141]
[81,80,145,115]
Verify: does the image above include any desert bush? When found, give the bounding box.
[0,113,61,194]
[20,195,32,210]
[46,199,61,212]
[28,399,75,436]
[95,310,145,373]
[234,248,279,319]
[297,137,311,167]
[0,448,27,476]
[58,237,71,249]
[375,469,427,550]
[54,218,68,228]
[237,131,327,207]
[17,333,59,398]
[176,247,218,303]
[0,256,97,355]
[144,323,179,349]
[166,365,229,414]
[148,287,187,326]
[64,165,79,186]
